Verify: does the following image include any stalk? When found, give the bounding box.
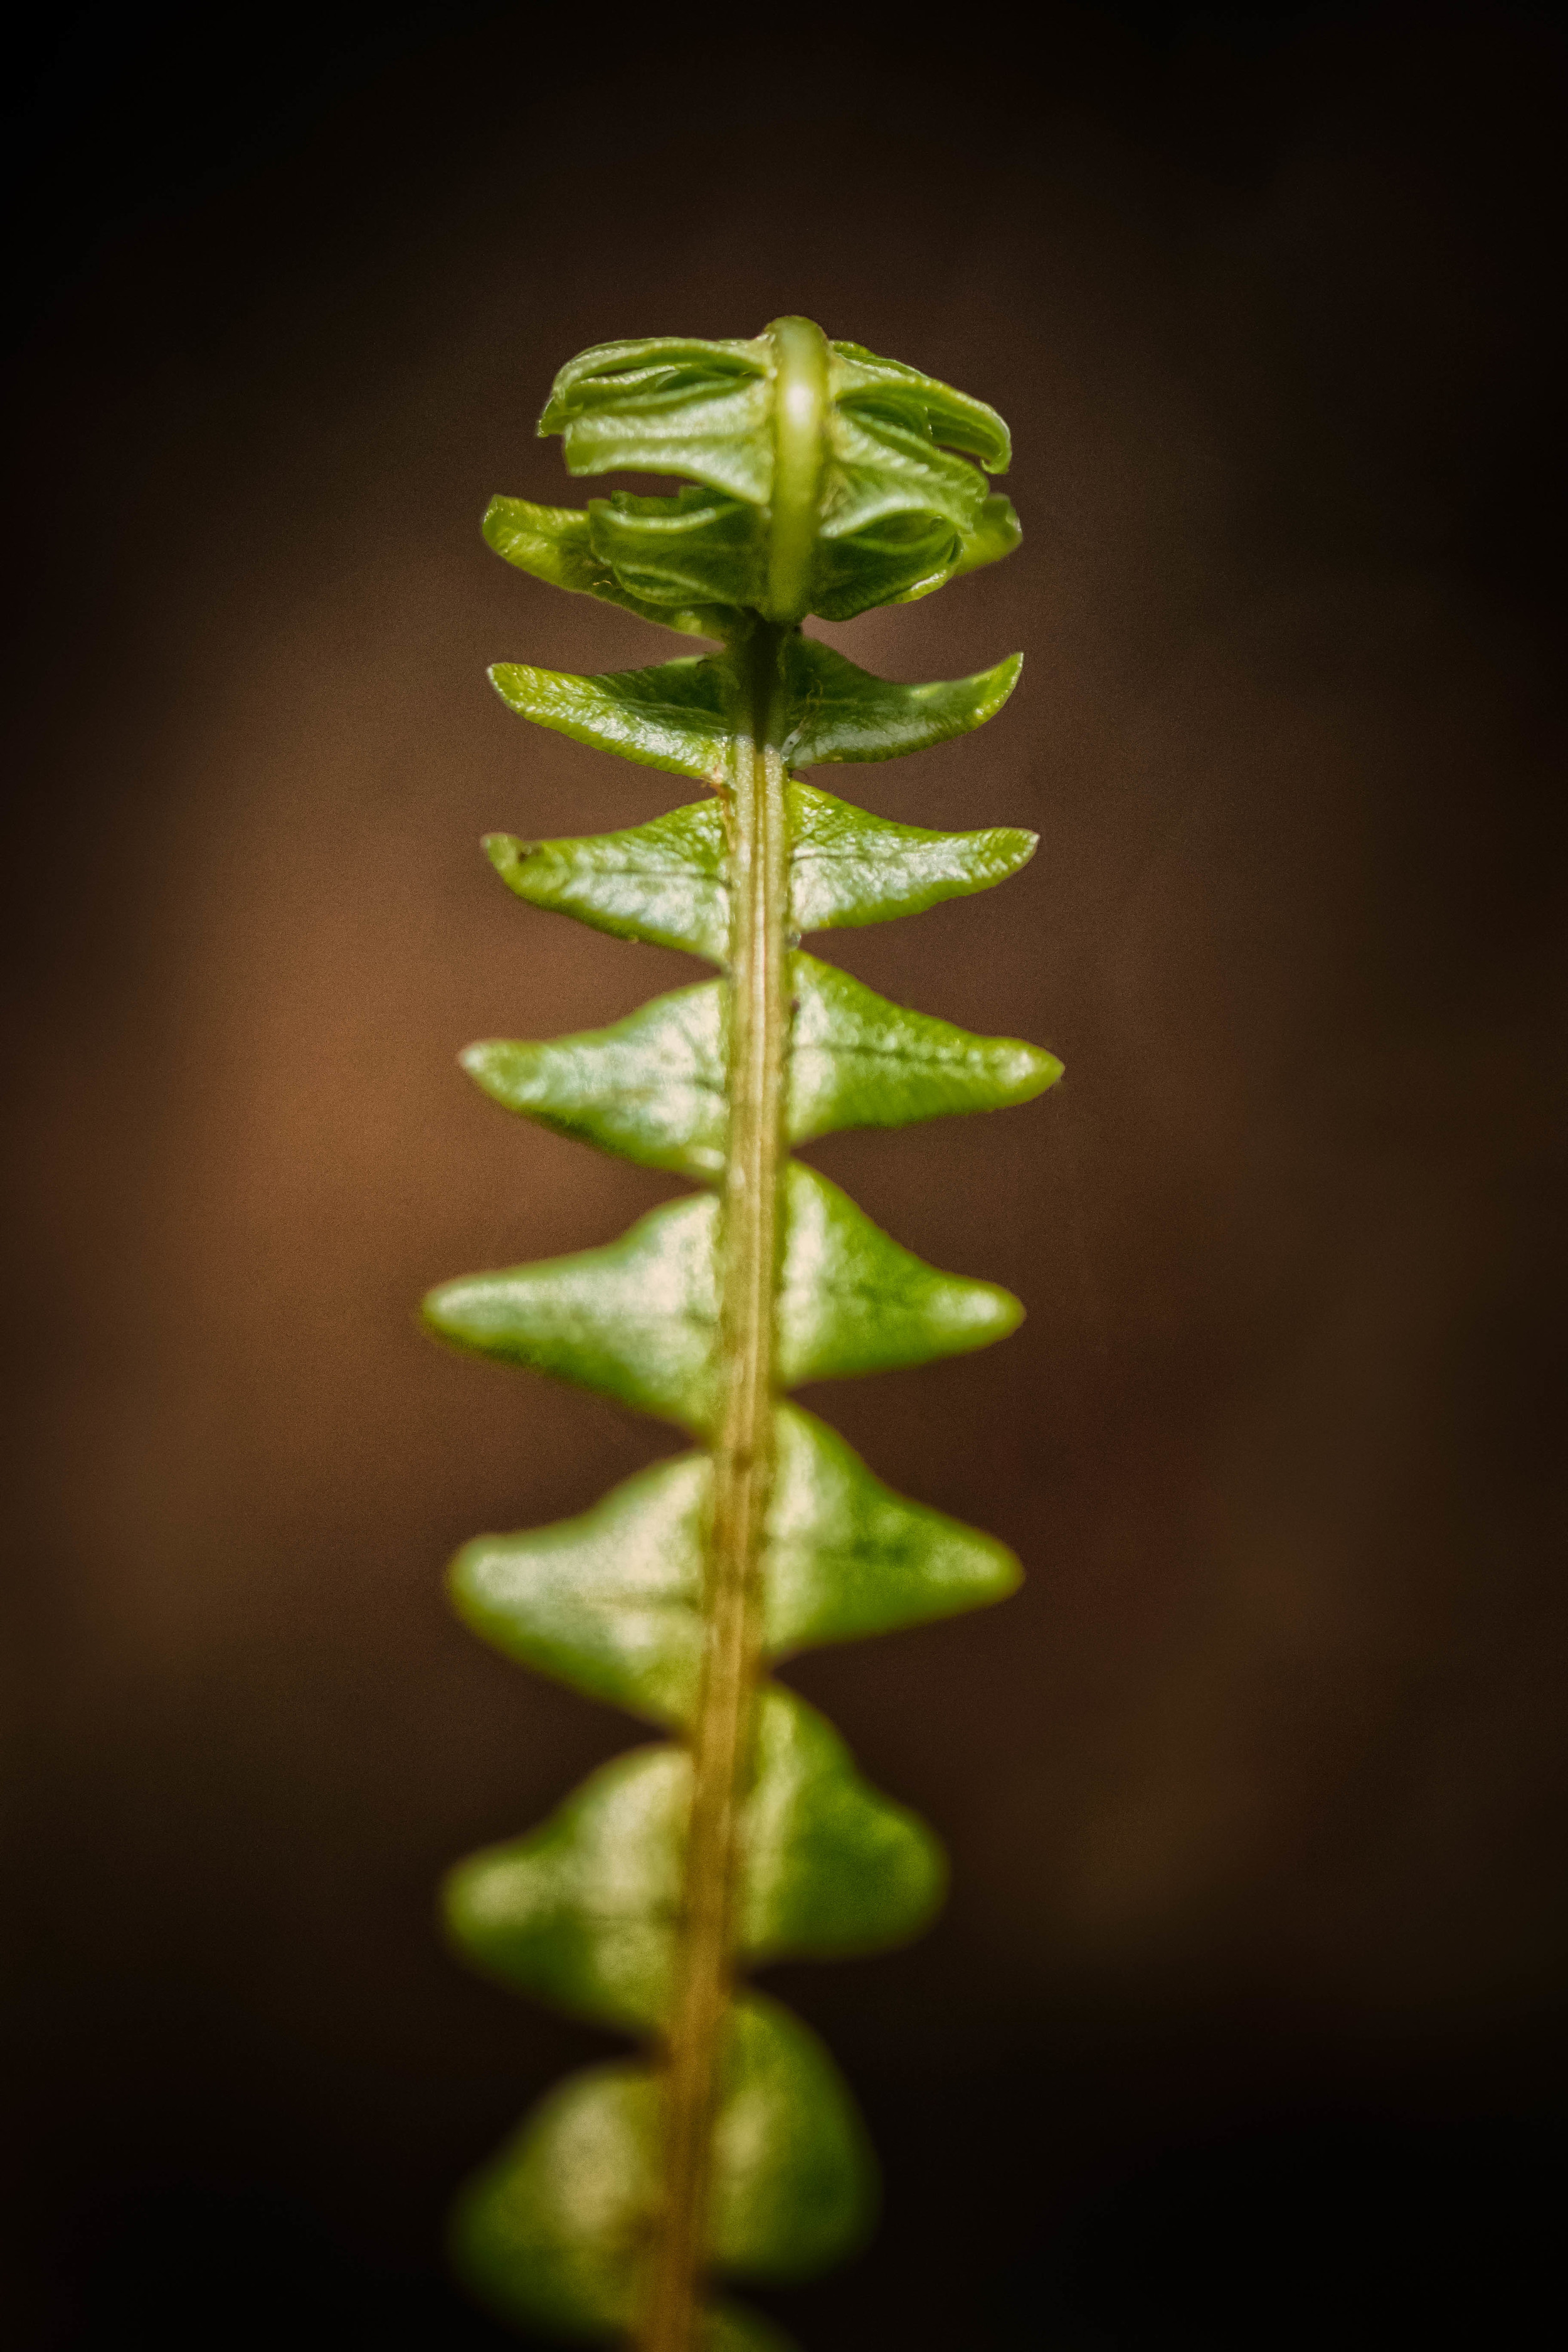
[640,629,790,2352]
[640,315,828,2352]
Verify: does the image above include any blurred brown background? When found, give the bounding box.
[4,4,1565,2344]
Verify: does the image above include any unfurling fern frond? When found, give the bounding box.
[425,318,1059,2352]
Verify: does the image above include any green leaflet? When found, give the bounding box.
[484,803,731,962]
[951,492,1024,581]
[780,636,1021,766]
[449,1449,709,1727]
[740,1687,946,1961]
[828,340,1011,471]
[788,953,1058,1145]
[452,1998,872,2340]
[587,486,770,623]
[444,1687,943,2029]
[761,1403,1024,1655]
[460,951,1061,1179]
[485,780,1037,967]
[436,319,1051,2349]
[423,1161,1020,1434]
[785,781,1038,934]
[541,340,776,506]
[461,983,730,1177]
[484,495,738,642]
[490,654,736,785]
[448,1404,1019,1729]
[447,1741,688,2030]
[426,1189,717,1431]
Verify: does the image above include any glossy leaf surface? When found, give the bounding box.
[487,627,1019,783]
[460,951,1059,1178]
[462,986,730,1178]
[761,1404,1022,1655]
[786,953,1061,1143]
[489,655,735,783]
[785,783,1039,932]
[780,636,1021,765]
[425,1164,1020,1433]
[484,803,729,962]
[425,1191,719,1431]
[483,780,1036,969]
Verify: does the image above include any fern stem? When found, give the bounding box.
[641,620,792,2352]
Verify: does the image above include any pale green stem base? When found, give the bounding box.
[639,622,792,2352]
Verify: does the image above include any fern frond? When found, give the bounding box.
[426,317,1054,2350]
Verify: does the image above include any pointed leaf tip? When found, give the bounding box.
[782,637,1023,767]
[778,1163,1024,1389]
[483,803,729,961]
[788,781,1040,934]
[421,1192,719,1431]
[489,654,735,783]
[460,985,728,1177]
[765,1406,1022,1655]
[788,953,1062,1144]
[950,492,1023,581]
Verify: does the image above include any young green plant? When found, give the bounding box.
[425,319,1059,2352]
